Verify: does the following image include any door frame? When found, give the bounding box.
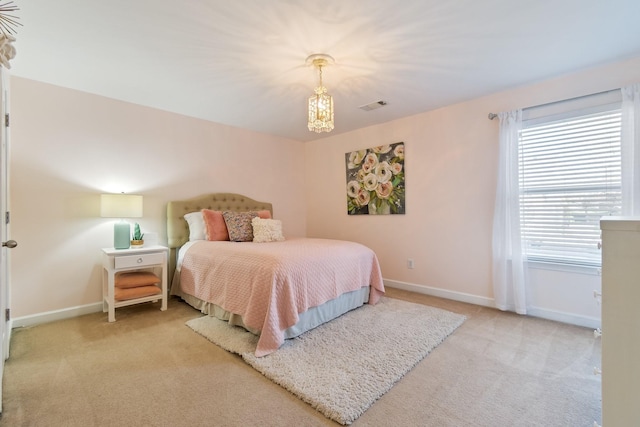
[0,66,12,415]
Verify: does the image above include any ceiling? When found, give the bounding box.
[9,0,640,142]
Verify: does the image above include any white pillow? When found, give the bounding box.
[184,212,206,241]
[252,217,285,243]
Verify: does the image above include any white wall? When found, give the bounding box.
[304,56,640,328]
[9,77,306,319]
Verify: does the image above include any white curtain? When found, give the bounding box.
[621,83,640,215]
[492,110,528,315]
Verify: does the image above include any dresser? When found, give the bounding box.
[600,217,640,426]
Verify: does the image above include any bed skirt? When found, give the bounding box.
[173,280,370,339]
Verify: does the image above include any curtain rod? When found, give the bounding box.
[487,88,620,120]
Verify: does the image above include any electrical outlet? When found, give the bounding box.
[407,258,414,269]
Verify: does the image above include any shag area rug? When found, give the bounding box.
[186,297,466,425]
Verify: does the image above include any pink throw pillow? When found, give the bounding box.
[257,210,271,219]
[202,209,230,241]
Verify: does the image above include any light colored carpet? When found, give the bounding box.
[186,296,466,425]
[1,289,602,426]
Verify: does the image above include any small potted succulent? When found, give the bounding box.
[131,223,144,248]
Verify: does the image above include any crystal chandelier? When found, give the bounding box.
[307,54,334,133]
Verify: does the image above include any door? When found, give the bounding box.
[0,66,14,415]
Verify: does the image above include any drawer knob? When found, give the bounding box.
[137,258,143,263]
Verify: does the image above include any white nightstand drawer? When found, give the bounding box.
[114,252,164,269]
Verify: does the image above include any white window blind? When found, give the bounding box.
[519,107,622,267]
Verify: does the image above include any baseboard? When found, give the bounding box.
[384,279,496,308]
[10,282,601,331]
[383,279,601,329]
[11,302,103,329]
[527,306,600,329]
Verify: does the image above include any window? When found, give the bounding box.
[519,106,622,267]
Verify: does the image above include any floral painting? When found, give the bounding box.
[346,142,405,215]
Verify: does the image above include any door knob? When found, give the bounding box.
[2,240,17,248]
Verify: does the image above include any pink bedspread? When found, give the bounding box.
[180,238,385,356]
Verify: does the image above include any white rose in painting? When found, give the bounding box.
[393,144,404,159]
[375,161,393,184]
[363,173,378,191]
[362,152,379,173]
[391,162,403,175]
[347,150,366,169]
[376,182,393,199]
[346,180,361,198]
[372,145,392,154]
[357,168,367,181]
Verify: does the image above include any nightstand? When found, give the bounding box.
[101,245,168,322]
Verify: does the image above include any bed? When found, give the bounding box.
[167,193,385,356]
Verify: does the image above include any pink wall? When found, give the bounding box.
[9,77,306,318]
[304,101,497,299]
[304,56,640,326]
[8,55,640,325]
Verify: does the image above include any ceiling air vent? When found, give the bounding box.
[359,100,388,111]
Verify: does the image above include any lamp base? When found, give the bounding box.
[114,222,131,250]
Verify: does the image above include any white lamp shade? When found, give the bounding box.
[100,194,143,218]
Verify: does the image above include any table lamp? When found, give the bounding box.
[100,193,143,249]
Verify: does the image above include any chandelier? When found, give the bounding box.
[306,54,334,133]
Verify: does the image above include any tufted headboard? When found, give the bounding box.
[167,192,273,248]
[166,193,273,278]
